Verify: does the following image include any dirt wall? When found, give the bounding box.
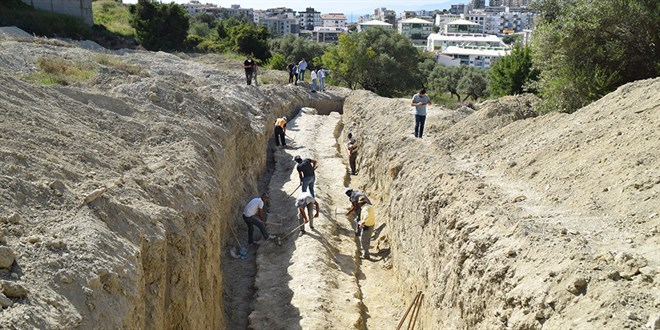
[341,79,659,329]
[0,38,344,329]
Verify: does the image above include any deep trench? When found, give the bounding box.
[220,102,387,329]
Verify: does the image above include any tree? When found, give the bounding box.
[532,0,660,113]
[458,69,489,101]
[129,0,189,51]
[428,65,467,101]
[227,22,271,61]
[321,27,422,97]
[270,34,325,67]
[489,43,538,97]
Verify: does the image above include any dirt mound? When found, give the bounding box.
[341,78,659,329]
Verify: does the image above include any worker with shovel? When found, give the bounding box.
[296,191,319,234]
[356,196,375,259]
[242,193,271,246]
[294,155,318,197]
[345,188,372,236]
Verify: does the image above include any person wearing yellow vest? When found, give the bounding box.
[357,196,375,259]
[274,116,287,146]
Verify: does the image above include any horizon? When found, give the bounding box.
[121,0,454,20]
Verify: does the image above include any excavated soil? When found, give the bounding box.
[0,29,658,330]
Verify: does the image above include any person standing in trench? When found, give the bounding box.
[242,193,271,246]
[357,196,375,259]
[345,188,372,236]
[274,116,287,146]
[294,155,317,197]
[346,132,358,175]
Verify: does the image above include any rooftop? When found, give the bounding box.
[447,19,481,26]
[443,45,509,57]
[399,18,433,24]
[359,20,392,26]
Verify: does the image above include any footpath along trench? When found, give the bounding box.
[223,107,405,329]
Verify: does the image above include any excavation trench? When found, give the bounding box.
[222,102,404,329]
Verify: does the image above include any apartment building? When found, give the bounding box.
[299,7,321,31]
[358,20,393,32]
[220,4,253,21]
[312,26,348,43]
[261,15,299,37]
[398,18,434,40]
[321,13,347,28]
[427,19,509,69]
[489,0,530,7]
[374,7,397,26]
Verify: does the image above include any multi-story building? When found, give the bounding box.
[299,7,321,31]
[358,20,393,32]
[220,5,253,21]
[427,19,509,69]
[398,18,433,40]
[374,7,397,26]
[465,12,487,33]
[312,26,349,43]
[489,0,530,7]
[450,4,468,15]
[471,0,486,9]
[261,15,299,37]
[401,11,418,20]
[182,1,218,16]
[435,14,461,28]
[321,13,347,28]
[21,0,93,25]
[482,8,535,34]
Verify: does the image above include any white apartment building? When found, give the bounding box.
[465,12,486,33]
[398,18,433,40]
[321,13,347,28]
[358,20,393,32]
[484,9,535,34]
[221,4,253,21]
[427,19,509,69]
[261,15,299,37]
[312,26,348,43]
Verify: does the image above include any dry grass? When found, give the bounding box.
[95,55,141,75]
[27,57,96,85]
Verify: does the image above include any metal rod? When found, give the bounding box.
[396,291,421,330]
[410,293,424,330]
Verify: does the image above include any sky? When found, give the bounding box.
[122,1,454,20]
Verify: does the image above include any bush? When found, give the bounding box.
[93,0,135,37]
[267,53,288,70]
[129,0,189,51]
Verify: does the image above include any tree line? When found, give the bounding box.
[128,0,659,113]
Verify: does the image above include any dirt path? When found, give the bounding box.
[222,107,404,329]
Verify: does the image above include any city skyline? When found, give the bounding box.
[122,0,454,19]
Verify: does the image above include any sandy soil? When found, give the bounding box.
[0,27,658,330]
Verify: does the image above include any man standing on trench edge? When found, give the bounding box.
[296,191,319,234]
[411,88,432,138]
[274,116,287,146]
[243,193,271,246]
[345,188,372,236]
[243,54,256,86]
[294,155,317,197]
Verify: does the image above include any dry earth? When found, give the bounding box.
[0,28,658,330]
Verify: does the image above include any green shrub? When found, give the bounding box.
[93,0,135,37]
[267,53,287,70]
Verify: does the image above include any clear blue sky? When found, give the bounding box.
[123,1,454,19]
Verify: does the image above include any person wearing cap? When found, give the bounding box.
[344,188,372,235]
[295,191,319,234]
[411,88,432,138]
[274,116,287,146]
[294,155,318,197]
[346,132,358,175]
[242,193,271,246]
[357,196,375,259]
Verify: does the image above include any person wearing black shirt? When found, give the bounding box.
[287,60,296,84]
[293,155,318,197]
[243,54,256,85]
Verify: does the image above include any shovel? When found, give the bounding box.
[287,183,302,198]
[227,220,247,259]
[276,222,307,246]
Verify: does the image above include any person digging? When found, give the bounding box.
[296,191,319,234]
[242,193,272,246]
[356,196,375,259]
[345,188,372,236]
